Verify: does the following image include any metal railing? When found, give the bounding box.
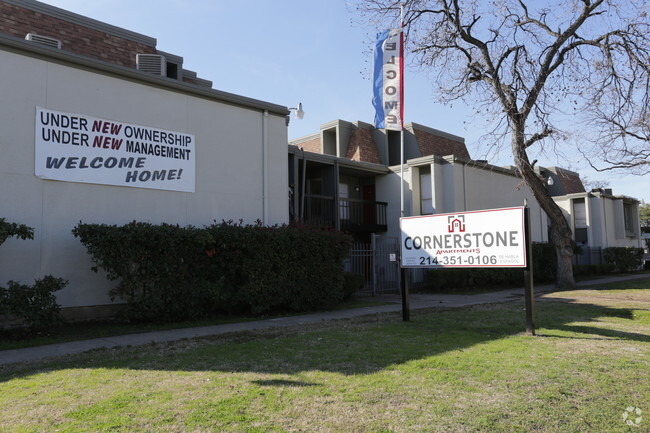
[301,195,388,233]
[303,194,335,227]
[339,198,388,233]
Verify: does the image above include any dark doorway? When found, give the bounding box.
[362,184,376,225]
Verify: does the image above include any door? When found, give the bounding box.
[362,184,376,225]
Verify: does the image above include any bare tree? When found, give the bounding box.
[353,0,650,289]
[583,102,649,174]
[581,176,610,191]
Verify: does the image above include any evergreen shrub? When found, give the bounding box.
[342,272,365,300]
[0,276,66,330]
[73,221,352,321]
[603,247,645,273]
[423,242,556,292]
[0,217,34,245]
[1,218,65,331]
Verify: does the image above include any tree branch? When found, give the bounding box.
[524,126,553,148]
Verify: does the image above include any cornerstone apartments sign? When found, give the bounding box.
[400,207,527,268]
[35,107,195,192]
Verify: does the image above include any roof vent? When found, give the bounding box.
[25,33,61,49]
[136,54,166,76]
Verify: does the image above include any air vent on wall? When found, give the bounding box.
[136,54,166,76]
[25,33,62,49]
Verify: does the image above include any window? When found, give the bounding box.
[623,201,637,235]
[339,183,349,220]
[306,178,322,195]
[420,168,433,215]
[572,198,588,243]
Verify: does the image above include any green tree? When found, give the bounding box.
[640,202,650,233]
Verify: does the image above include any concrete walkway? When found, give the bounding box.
[1,273,647,367]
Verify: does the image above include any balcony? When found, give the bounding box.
[302,194,388,233]
[303,194,335,227]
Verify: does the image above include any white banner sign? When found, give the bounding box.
[400,207,527,268]
[35,107,195,192]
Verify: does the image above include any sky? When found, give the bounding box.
[41,0,648,203]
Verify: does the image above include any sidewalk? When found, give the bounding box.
[1,273,646,367]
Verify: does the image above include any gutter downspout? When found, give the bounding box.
[462,162,467,211]
[300,147,307,222]
[263,110,269,224]
[603,197,609,247]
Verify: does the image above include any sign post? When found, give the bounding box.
[401,266,409,321]
[524,206,535,336]
[400,206,534,333]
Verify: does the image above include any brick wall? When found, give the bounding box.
[297,137,321,154]
[557,172,586,194]
[0,2,157,68]
[414,129,470,159]
[345,127,381,164]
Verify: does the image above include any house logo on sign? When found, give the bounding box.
[447,215,466,233]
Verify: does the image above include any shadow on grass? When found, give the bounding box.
[251,379,321,387]
[578,276,650,290]
[0,295,647,382]
[537,326,650,342]
[538,323,650,341]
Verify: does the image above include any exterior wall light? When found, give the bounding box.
[289,103,304,119]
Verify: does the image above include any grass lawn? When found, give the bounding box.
[0,285,648,432]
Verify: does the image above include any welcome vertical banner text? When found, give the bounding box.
[372,29,403,131]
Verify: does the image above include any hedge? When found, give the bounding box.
[603,247,645,273]
[0,276,67,330]
[423,242,557,292]
[422,243,648,292]
[73,221,352,322]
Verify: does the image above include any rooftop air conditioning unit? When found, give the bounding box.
[136,54,166,76]
[25,33,62,49]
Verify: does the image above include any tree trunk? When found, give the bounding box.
[511,124,576,290]
[550,222,576,290]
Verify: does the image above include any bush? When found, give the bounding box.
[73,221,213,322]
[0,217,34,246]
[0,276,67,330]
[424,268,523,292]
[203,221,352,315]
[421,242,647,292]
[422,242,557,292]
[532,242,557,283]
[73,221,352,322]
[1,219,65,331]
[573,263,615,276]
[342,273,365,299]
[603,247,645,273]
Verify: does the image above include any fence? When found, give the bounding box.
[573,246,603,265]
[345,236,400,295]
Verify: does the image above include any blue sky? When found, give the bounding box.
[42,0,648,203]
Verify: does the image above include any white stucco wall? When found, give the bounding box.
[379,158,549,244]
[553,193,641,249]
[589,196,641,248]
[0,49,288,309]
[461,163,548,243]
